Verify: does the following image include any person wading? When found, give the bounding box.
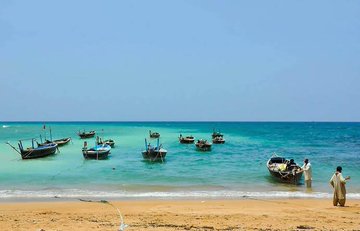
[330,166,350,206]
[299,159,312,188]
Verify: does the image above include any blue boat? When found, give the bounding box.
[82,142,111,160]
[142,138,167,162]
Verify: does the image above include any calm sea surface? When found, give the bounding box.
[0,122,359,200]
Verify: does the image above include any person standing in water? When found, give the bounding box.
[300,159,312,188]
[330,166,350,206]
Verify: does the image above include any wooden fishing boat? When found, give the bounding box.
[78,130,95,139]
[212,136,225,144]
[96,136,115,148]
[82,143,111,160]
[39,137,71,147]
[179,134,195,144]
[142,138,167,162]
[7,139,58,159]
[266,155,303,184]
[149,130,160,138]
[211,129,224,139]
[195,139,212,151]
[40,127,71,146]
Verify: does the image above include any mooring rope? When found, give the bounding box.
[76,198,128,231]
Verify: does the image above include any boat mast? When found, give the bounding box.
[50,127,53,141]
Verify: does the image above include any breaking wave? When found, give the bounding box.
[0,189,359,200]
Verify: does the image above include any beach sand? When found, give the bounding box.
[0,199,359,230]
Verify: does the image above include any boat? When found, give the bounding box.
[82,142,111,160]
[78,130,96,139]
[6,139,58,159]
[211,129,224,139]
[266,155,303,184]
[195,139,212,151]
[39,137,71,147]
[212,136,225,144]
[149,130,160,138]
[142,138,167,162]
[96,136,115,148]
[38,127,71,146]
[179,134,195,144]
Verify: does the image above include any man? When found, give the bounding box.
[287,159,297,170]
[300,159,312,188]
[330,166,350,206]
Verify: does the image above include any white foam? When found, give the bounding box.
[1,189,359,200]
[2,125,10,128]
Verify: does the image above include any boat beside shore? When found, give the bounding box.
[266,155,303,184]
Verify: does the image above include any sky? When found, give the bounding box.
[0,0,359,121]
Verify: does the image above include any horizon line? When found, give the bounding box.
[1,120,360,123]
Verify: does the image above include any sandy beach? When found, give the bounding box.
[0,199,359,230]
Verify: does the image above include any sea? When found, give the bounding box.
[0,122,359,201]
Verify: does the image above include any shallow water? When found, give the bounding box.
[0,122,359,200]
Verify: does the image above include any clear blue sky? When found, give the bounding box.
[1,0,359,121]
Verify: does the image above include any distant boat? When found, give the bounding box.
[212,136,225,144]
[38,127,71,146]
[195,139,212,151]
[179,134,195,144]
[82,142,111,160]
[96,136,115,148]
[266,154,303,184]
[6,139,58,159]
[211,129,224,139]
[142,138,167,162]
[149,130,160,138]
[39,137,71,147]
[78,130,96,139]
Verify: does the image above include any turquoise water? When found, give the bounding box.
[0,122,359,200]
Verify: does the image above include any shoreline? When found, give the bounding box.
[1,199,359,230]
[1,189,360,203]
[0,196,334,203]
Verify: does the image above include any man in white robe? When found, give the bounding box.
[330,166,350,206]
[300,159,312,188]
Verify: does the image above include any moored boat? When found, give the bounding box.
[266,155,303,184]
[96,136,115,148]
[82,142,111,160]
[142,138,167,162]
[78,130,96,139]
[195,139,212,151]
[149,130,160,138]
[212,136,225,144]
[39,137,71,147]
[179,134,195,144]
[38,127,71,147]
[7,139,58,159]
[211,129,224,139]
